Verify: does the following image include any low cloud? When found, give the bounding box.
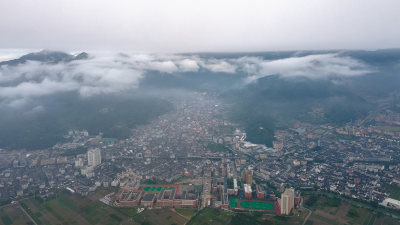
[242,54,373,83]
[177,59,199,72]
[0,52,204,106]
[0,51,373,107]
[200,59,237,73]
[0,78,78,98]
[147,61,178,73]
[0,55,144,105]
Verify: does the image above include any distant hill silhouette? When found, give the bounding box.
[0,50,89,66]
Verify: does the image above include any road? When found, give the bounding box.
[302,208,312,225]
[19,204,38,225]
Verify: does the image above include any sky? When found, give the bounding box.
[0,0,400,52]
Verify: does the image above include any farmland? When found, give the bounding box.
[0,190,196,225]
[305,195,400,225]
[0,204,32,225]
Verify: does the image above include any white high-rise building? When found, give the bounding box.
[88,148,101,167]
[75,158,84,168]
[280,188,295,215]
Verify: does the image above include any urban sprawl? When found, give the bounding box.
[1,92,400,216]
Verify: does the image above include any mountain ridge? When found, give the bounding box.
[0,50,89,66]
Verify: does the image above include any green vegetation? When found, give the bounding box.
[42,199,76,223]
[21,201,42,224]
[207,143,231,153]
[175,208,197,217]
[189,209,309,225]
[224,76,373,146]
[0,199,11,206]
[273,215,289,222]
[116,208,137,217]
[229,104,275,147]
[347,208,359,218]
[0,94,173,150]
[171,175,191,184]
[239,200,275,210]
[20,192,192,225]
[230,213,264,225]
[303,193,400,225]
[57,193,78,210]
[132,208,188,225]
[1,214,12,225]
[305,194,319,208]
[18,191,133,225]
[187,208,233,225]
[325,197,341,207]
[109,213,122,223]
[227,178,234,189]
[61,146,88,156]
[349,208,378,225]
[230,198,239,208]
[5,189,399,225]
[143,185,175,191]
[80,202,108,224]
[303,191,400,221]
[324,100,371,125]
[386,183,400,200]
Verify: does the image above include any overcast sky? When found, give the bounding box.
[1,0,400,52]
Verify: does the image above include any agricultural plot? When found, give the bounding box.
[132,208,189,225]
[18,192,132,225]
[307,196,400,225]
[187,208,302,225]
[0,191,198,225]
[0,204,32,225]
[187,208,233,225]
[175,208,198,218]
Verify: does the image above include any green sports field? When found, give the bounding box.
[229,198,239,207]
[239,200,275,210]
[229,198,275,211]
[143,185,175,192]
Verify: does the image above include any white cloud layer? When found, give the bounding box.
[178,59,199,72]
[242,54,373,83]
[200,59,237,73]
[0,52,373,106]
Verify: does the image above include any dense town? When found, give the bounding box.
[1,92,400,216]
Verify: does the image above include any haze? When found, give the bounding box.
[1,0,400,52]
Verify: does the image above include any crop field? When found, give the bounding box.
[15,191,132,225]
[187,207,309,225]
[0,190,198,225]
[306,196,400,225]
[0,204,32,225]
[132,208,191,225]
[187,208,233,225]
[386,183,400,200]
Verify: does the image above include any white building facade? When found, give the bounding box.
[88,148,101,167]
